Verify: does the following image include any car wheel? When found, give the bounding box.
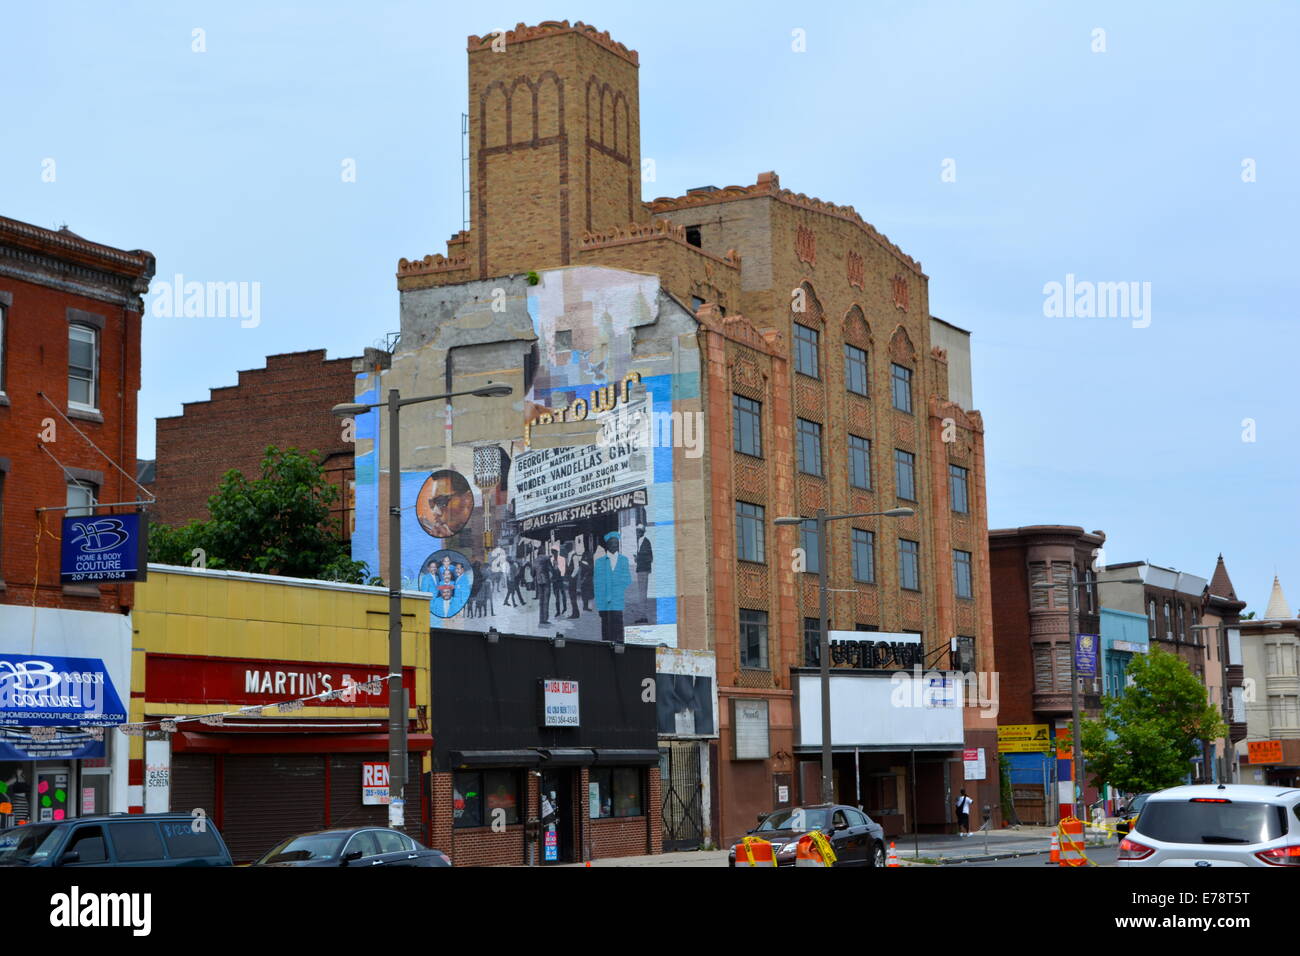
[870,841,885,868]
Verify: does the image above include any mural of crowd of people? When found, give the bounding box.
[412,460,662,645]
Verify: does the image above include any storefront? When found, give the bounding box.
[0,605,132,827]
[792,667,967,836]
[130,565,430,862]
[429,627,661,866]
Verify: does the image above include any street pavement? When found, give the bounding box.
[563,825,1121,867]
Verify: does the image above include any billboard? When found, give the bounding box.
[353,267,697,648]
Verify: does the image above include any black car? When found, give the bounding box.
[253,827,451,867]
[0,814,233,867]
[728,804,886,867]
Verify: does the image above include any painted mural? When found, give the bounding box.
[353,267,696,647]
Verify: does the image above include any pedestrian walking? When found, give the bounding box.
[956,789,974,837]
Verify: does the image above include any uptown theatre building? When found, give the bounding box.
[349,19,996,847]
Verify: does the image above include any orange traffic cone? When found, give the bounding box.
[886,842,900,867]
[1047,831,1060,865]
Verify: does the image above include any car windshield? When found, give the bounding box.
[258,833,346,863]
[1137,800,1287,845]
[757,808,831,832]
[0,825,63,865]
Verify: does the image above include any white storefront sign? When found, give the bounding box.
[796,674,964,748]
[541,679,580,727]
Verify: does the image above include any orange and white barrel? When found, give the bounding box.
[1058,818,1086,867]
[737,837,777,867]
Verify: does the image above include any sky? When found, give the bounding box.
[6,1,1297,614]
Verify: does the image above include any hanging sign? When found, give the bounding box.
[60,513,147,582]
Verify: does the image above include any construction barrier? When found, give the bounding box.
[1058,817,1087,867]
[794,831,837,867]
[737,837,777,867]
[886,842,900,867]
[1047,831,1060,865]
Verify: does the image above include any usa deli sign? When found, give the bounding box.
[60,513,147,583]
[145,655,416,709]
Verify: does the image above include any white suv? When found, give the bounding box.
[1118,784,1300,867]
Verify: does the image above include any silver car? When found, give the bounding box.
[1117,784,1300,867]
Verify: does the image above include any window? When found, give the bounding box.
[949,464,969,514]
[899,539,920,591]
[890,363,912,413]
[1164,601,1173,641]
[797,419,823,476]
[955,635,976,673]
[453,770,519,828]
[804,618,822,667]
[375,830,411,853]
[739,609,769,669]
[800,518,821,574]
[159,819,221,858]
[732,394,762,457]
[66,481,96,517]
[794,324,820,378]
[590,767,643,818]
[108,822,165,862]
[1177,604,1186,642]
[65,826,108,864]
[68,324,98,410]
[685,226,702,248]
[953,550,973,599]
[1148,599,1157,638]
[735,501,766,563]
[844,344,868,396]
[852,528,875,583]
[894,449,916,501]
[849,435,872,490]
[0,303,6,393]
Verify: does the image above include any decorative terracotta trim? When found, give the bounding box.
[468,20,639,66]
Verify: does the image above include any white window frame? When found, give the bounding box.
[66,481,97,516]
[68,324,99,412]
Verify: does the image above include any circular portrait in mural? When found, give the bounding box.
[415,470,474,538]
[419,549,474,619]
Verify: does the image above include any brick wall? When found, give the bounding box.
[151,349,357,531]
[0,219,152,613]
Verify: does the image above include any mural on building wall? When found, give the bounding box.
[354,267,694,647]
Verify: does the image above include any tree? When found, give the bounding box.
[1080,645,1226,794]
[148,446,373,584]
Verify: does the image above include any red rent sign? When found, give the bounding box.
[145,654,416,709]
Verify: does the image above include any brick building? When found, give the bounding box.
[149,348,364,536]
[351,19,996,853]
[1200,555,1247,782]
[0,214,154,822]
[989,525,1106,823]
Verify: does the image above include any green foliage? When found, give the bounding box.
[147,446,373,584]
[1081,645,1226,794]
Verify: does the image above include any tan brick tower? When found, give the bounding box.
[463,21,647,279]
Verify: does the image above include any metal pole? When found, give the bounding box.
[910,747,918,860]
[818,508,832,805]
[1068,575,1081,820]
[387,387,407,827]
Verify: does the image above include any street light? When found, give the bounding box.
[331,380,513,828]
[774,506,915,805]
[1030,573,1142,821]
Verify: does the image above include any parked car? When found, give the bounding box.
[252,827,451,867]
[1117,784,1300,867]
[728,804,885,867]
[0,814,232,867]
[1114,792,1154,836]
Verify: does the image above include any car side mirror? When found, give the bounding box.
[833,821,847,831]
[57,850,81,865]
[341,850,363,865]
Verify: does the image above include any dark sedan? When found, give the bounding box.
[728,804,886,867]
[253,828,451,867]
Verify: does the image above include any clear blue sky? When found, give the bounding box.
[7,2,1296,614]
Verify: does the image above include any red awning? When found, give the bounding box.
[170,731,434,755]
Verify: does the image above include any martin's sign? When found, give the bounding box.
[60,513,147,583]
[145,654,416,709]
[0,654,128,727]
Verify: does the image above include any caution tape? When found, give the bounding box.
[1056,816,1099,867]
[804,830,837,866]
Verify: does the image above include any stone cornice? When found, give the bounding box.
[647,171,924,277]
[468,20,639,66]
[0,216,153,286]
[397,252,472,278]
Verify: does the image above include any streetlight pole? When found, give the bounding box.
[333,381,512,829]
[777,507,914,806]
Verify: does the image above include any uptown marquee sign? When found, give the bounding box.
[828,631,926,670]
